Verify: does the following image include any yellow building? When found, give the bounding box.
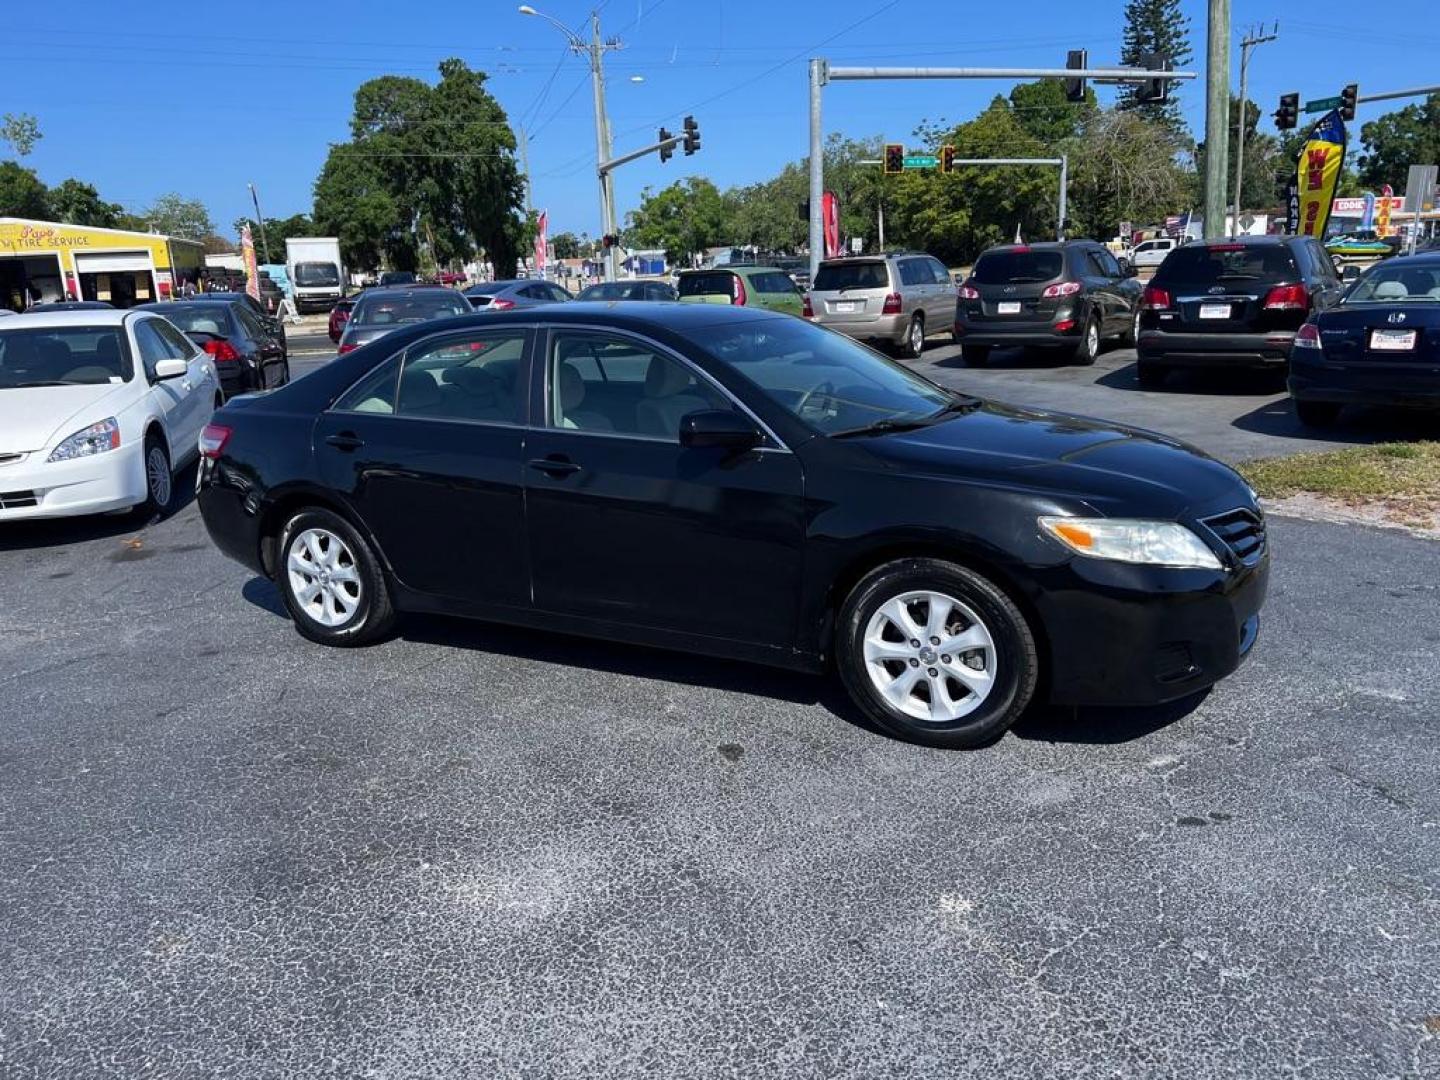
[0,218,205,312]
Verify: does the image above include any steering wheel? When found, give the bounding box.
[795,380,835,421]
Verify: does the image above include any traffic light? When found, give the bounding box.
[1274,91,1299,131]
[884,143,904,175]
[682,115,700,155]
[658,127,673,163]
[1135,52,1170,104]
[602,234,619,250]
[940,145,957,174]
[1064,49,1087,103]
[1339,83,1358,123]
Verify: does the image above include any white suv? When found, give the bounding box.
[0,309,219,520]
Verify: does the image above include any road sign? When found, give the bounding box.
[1118,220,1133,239]
[902,154,938,169]
[1304,96,1341,113]
[1403,164,1438,212]
[850,236,863,254]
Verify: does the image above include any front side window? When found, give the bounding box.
[550,332,730,440]
[689,318,953,436]
[395,331,527,423]
[133,320,176,379]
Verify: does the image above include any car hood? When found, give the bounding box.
[0,381,131,454]
[864,400,1248,519]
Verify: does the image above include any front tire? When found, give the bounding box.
[835,559,1038,749]
[135,432,174,520]
[277,508,395,646]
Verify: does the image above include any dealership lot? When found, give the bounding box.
[1,338,1438,1077]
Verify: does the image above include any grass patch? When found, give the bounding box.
[1239,442,1440,502]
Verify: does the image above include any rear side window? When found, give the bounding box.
[751,272,798,294]
[1153,244,1299,286]
[971,250,1064,284]
[927,259,951,285]
[812,261,889,291]
[678,272,735,297]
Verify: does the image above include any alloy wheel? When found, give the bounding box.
[1086,319,1099,359]
[286,528,363,628]
[910,318,924,355]
[862,589,997,723]
[146,446,172,507]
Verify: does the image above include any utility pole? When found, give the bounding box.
[1203,0,1232,239]
[1231,23,1278,236]
[247,182,271,264]
[518,127,533,214]
[587,11,621,282]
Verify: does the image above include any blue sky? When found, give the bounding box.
[3,0,1434,240]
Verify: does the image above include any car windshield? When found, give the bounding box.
[970,250,1064,284]
[0,326,132,387]
[678,272,734,298]
[294,262,340,287]
[813,261,888,291]
[688,318,958,436]
[352,293,469,326]
[1344,264,1440,303]
[156,305,234,337]
[577,283,636,301]
[1153,244,1298,284]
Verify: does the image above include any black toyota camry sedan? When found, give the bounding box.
[197,304,1268,749]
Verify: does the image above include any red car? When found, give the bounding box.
[437,270,467,286]
[327,296,356,343]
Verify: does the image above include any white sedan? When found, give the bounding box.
[0,309,220,520]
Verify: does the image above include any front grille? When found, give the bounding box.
[1201,507,1266,565]
[0,489,38,509]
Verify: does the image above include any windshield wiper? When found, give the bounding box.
[830,396,979,439]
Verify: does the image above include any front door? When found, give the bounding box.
[131,318,194,458]
[315,327,532,608]
[524,328,805,648]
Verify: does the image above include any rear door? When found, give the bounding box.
[233,304,286,387]
[1079,247,1124,335]
[925,257,955,328]
[315,326,532,608]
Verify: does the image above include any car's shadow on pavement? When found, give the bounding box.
[1095,362,1285,397]
[0,483,198,552]
[1231,397,1440,445]
[931,346,1062,371]
[1013,691,1209,744]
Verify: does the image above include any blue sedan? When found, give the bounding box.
[1290,253,1440,426]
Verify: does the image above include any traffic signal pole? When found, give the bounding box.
[806,60,1197,277]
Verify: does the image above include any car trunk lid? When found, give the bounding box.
[1152,242,1306,335]
[965,247,1067,320]
[1315,304,1440,364]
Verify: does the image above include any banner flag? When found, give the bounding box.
[241,225,260,301]
[1296,110,1346,239]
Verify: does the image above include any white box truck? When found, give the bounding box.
[286,237,345,313]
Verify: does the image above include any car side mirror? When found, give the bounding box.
[154,358,187,381]
[679,409,762,450]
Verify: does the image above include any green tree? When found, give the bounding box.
[0,113,41,157]
[0,161,49,217]
[141,193,216,239]
[1116,0,1193,136]
[1357,93,1440,192]
[1009,79,1097,145]
[48,178,122,228]
[1193,97,1285,214]
[315,143,403,271]
[1064,109,1192,238]
[550,231,581,260]
[626,177,728,263]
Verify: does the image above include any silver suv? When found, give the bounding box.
[806,253,955,357]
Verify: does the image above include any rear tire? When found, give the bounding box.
[835,558,1038,749]
[276,507,396,647]
[960,344,991,367]
[1295,399,1342,428]
[1137,361,1169,390]
[903,314,925,359]
[1073,313,1100,366]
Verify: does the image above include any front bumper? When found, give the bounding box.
[1139,329,1294,368]
[1036,552,1269,707]
[1289,356,1440,409]
[0,442,146,520]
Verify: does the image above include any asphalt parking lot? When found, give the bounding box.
[2,331,1438,1078]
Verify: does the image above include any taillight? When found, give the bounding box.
[958,284,980,299]
[198,423,232,460]
[732,275,748,306]
[202,338,240,363]
[881,292,902,315]
[1293,323,1323,349]
[1041,280,1082,299]
[489,297,516,310]
[337,342,358,354]
[1141,284,1173,310]
[802,293,814,318]
[1263,283,1308,310]
[1053,319,1076,332]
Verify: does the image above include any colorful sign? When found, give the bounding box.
[241,225,260,301]
[533,210,548,276]
[1377,184,1395,237]
[822,191,840,260]
[1296,110,1347,239]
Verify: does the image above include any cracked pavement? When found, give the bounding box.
[0,354,1437,1078]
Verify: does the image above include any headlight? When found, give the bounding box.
[1039,516,1223,570]
[47,418,121,462]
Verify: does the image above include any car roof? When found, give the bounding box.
[356,288,465,301]
[680,265,784,275]
[449,301,788,331]
[1378,252,1440,267]
[0,308,138,328]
